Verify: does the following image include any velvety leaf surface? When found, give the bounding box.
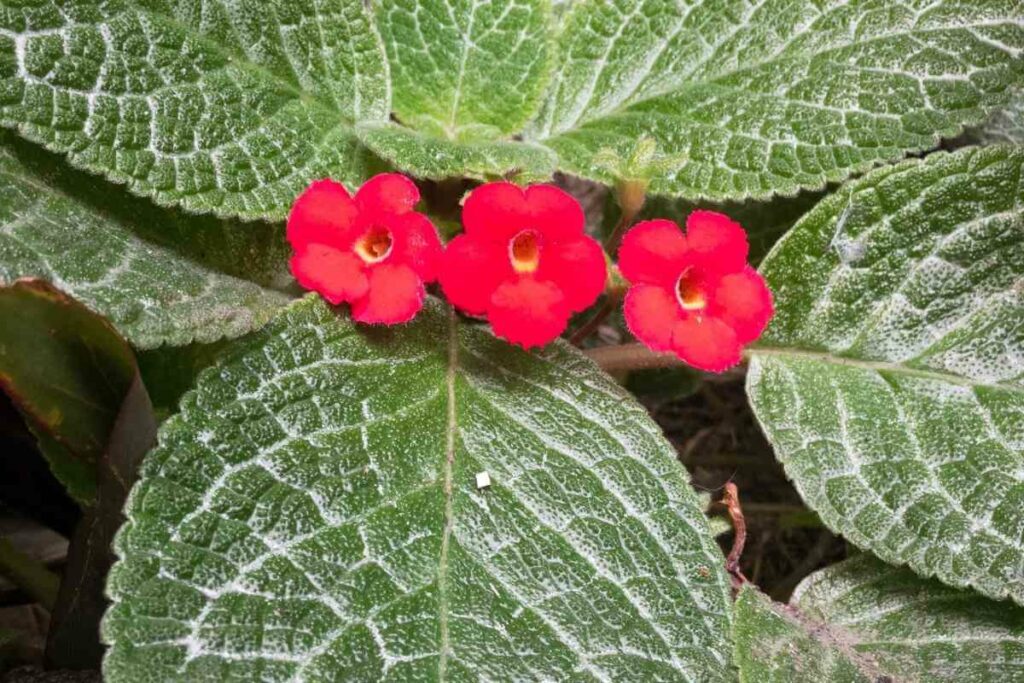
[0,135,292,348]
[103,296,732,681]
[0,279,136,505]
[747,145,1024,603]
[792,554,1024,682]
[375,0,551,139]
[733,585,882,683]
[0,0,388,219]
[531,0,1024,200]
[358,122,556,182]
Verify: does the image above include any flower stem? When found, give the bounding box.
[604,181,646,257]
[0,536,60,610]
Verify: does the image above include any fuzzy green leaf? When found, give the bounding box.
[358,121,556,182]
[531,0,1024,200]
[733,585,883,683]
[375,0,551,139]
[747,144,1024,603]
[0,0,388,219]
[103,296,732,681]
[734,554,1024,682]
[0,134,292,348]
[791,554,1024,682]
[368,0,554,180]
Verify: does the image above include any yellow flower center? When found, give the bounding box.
[676,268,706,311]
[354,227,393,264]
[509,230,540,273]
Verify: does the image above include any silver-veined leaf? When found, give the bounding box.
[747,144,1024,603]
[734,554,1024,682]
[0,0,388,219]
[103,296,732,681]
[0,134,291,347]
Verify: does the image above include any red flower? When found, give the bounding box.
[439,183,606,348]
[287,174,442,324]
[620,212,773,372]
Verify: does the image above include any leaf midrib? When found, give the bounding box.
[748,345,1021,391]
[436,307,458,679]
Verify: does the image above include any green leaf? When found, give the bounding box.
[734,554,1024,683]
[358,121,556,182]
[746,144,1024,603]
[0,0,388,219]
[27,425,97,507]
[0,279,137,505]
[0,134,292,348]
[375,0,552,140]
[368,0,555,180]
[733,585,885,683]
[791,554,1024,682]
[103,296,732,681]
[530,0,1024,200]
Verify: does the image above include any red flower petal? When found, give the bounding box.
[287,179,360,250]
[350,263,424,325]
[685,210,748,274]
[461,182,529,242]
[623,283,682,353]
[525,184,585,242]
[537,236,606,312]
[290,245,368,305]
[711,266,774,344]
[618,219,691,286]
[439,234,513,315]
[354,173,420,217]
[671,317,742,372]
[489,278,570,348]
[389,212,443,282]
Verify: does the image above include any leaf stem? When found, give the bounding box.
[584,342,685,372]
[0,537,60,610]
[585,342,759,374]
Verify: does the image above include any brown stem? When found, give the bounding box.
[569,299,616,346]
[570,183,644,347]
[722,482,748,583]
